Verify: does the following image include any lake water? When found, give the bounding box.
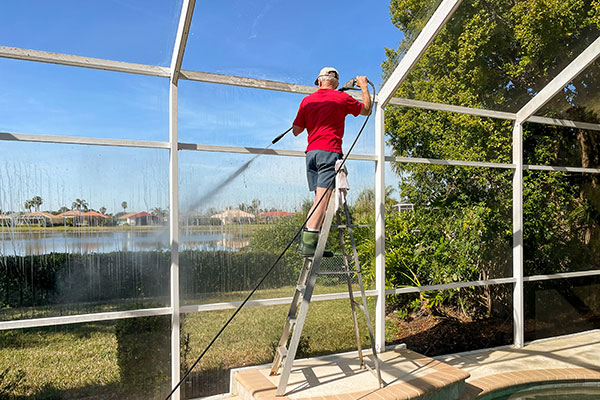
[0,229,250,256]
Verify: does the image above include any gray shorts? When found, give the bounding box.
[306,150,342,192]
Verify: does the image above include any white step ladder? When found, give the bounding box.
[269,194,383,396]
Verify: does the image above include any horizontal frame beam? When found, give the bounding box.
[388,155,515,169]
[0,132,170,149]
[178,142,377,161]
[388,97,516,120]
[3,268,599,330]
[0,46,170,77]
[524,269,600,282]
[180,70,315,95]
[0,307,171,331]
[388,97,600,132]
[525,164,600,174]
[180,290,379,313]
[386,277,517,295]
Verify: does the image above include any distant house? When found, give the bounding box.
[119,211,159,226]
[0,215,11,226]
[259,211,295,223]
[56,210,108,226]
[19,211,63,226]
[82,211,109,226]
[56,210,84,225]
[210,209,255,225]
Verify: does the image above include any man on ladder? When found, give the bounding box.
[270,68,382,396]
[292,67,371,257]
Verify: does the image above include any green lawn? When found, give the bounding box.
[0,286,395,399]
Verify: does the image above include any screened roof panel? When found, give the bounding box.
[0,0,182,66]
[389,0,600,114]
[0,58,169,141]
[182,0,399,88]
[380,0,444,89]
[534,59,600,125]
[178,80,375,153]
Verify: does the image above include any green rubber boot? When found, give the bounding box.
[298,229,333,258]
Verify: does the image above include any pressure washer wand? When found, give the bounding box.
[272,126,292,144]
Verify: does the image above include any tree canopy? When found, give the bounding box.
[380,0,600,314]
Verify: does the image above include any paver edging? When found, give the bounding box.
[457,367,600,399]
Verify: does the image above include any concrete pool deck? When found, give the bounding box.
[439,329,600,398]
[227,330,600,400]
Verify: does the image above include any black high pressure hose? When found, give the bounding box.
[165,78,376,400]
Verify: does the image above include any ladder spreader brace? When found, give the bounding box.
[270,193,384,396]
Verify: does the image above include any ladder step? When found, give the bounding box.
[277,345,288,358]
[296,284,306,294]
[318,270,356,275]
[352,301,366,312]
[332,224,370,229]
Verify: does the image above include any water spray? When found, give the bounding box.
[185,125,294,213]
[165,78,376,400]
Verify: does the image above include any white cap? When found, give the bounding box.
[314,67,339,85]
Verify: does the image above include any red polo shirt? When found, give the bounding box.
[293,89,364,154]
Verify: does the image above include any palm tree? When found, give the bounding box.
[72,198,89,211]
[250,198,261,214]
[121,201,128,213]
[24,200,33,212]
[32,196,43,212]
[99,206,107,215]
[151,207,165,217]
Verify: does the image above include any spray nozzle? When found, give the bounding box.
[339,78,358,91]
[339,77,374,92]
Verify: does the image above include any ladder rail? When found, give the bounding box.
[270,257,311,376]
[337,211,365,368]
[342,202,383,386]
[275,196,337,396]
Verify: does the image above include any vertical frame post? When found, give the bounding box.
[169,2,195,397]
[169,80,181,399]
[374,101,386,351]
[512,121,524,348]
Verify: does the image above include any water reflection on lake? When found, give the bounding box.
[0,228,250,256]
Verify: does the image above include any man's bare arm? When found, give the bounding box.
[293,125,304,136]
[356,76,372,116]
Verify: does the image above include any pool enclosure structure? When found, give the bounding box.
[1,0,599,399]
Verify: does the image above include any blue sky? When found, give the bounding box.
[0,1,402,214]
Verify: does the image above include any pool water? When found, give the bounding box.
[483,382,600,399]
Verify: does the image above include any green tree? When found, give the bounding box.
[352,186,398,222]
[382,0,600,314]
[56,206,69,214]
[31,196,43,211]
[23,200,33,212]
[72,198,88,211]
[121,201,128,213]
[250,198,261,214]
[99,206,107,215]
[151,207,167,222]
